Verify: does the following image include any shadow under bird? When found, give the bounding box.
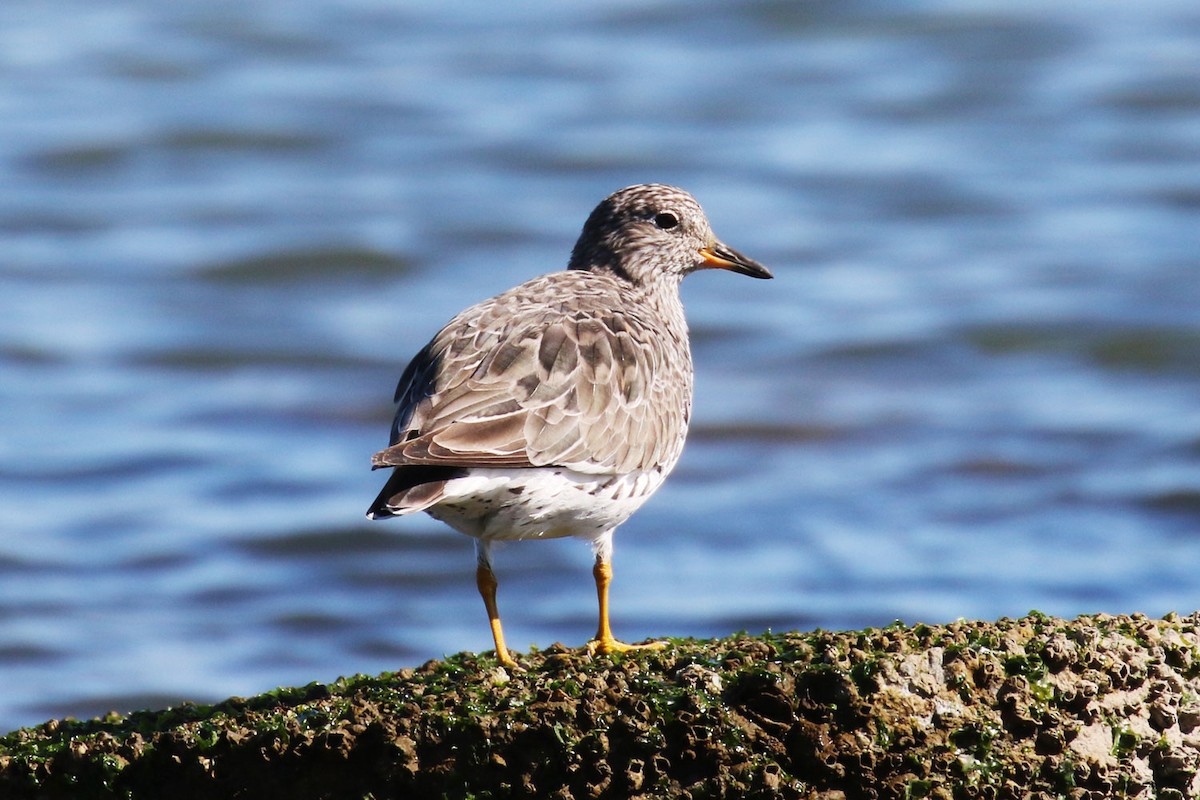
[367,183,772,668]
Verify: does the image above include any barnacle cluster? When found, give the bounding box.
[2,613,1198,799]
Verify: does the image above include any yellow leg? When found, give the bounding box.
[586,557,666,657]
[476,563,519,669]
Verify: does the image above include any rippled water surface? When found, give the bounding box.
[2,1,1198,731]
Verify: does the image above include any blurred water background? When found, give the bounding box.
[1,0,1198,732]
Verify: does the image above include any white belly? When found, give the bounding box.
[427,466,667,545]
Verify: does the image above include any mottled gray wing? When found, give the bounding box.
[372,305,689,475]
[387,339,439,446]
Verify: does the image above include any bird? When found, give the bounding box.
[366,183,772,668]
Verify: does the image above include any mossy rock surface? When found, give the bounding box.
[3,612,1200,799]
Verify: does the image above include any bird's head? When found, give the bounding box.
[568,183,772,286]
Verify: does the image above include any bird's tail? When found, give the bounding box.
[365,465,468,519]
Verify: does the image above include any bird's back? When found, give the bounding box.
[369,268,694,518]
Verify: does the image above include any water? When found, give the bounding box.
[1,0,1198,732]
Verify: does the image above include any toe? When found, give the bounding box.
[586,637,667,656]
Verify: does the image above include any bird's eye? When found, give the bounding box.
[653,211,679,230]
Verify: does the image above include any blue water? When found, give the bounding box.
[1,1,1198,732]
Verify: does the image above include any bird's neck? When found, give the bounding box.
[580,265,691,344]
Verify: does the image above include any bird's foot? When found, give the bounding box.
[491,649,525,672]
[585,636,667,658]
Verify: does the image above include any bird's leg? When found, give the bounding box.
[475,544,518,669]
[586,547,666,657]
[588,556,621,649]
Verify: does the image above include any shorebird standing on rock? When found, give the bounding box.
[367,184,772,668]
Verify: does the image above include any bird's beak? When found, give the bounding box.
[698,240,773,279]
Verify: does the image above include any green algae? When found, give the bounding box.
[2,613,1199,799]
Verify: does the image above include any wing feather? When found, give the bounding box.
[371,272,692,475]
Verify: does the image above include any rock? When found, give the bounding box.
[2,613,1199,799]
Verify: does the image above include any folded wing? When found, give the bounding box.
[372,284,690,477]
